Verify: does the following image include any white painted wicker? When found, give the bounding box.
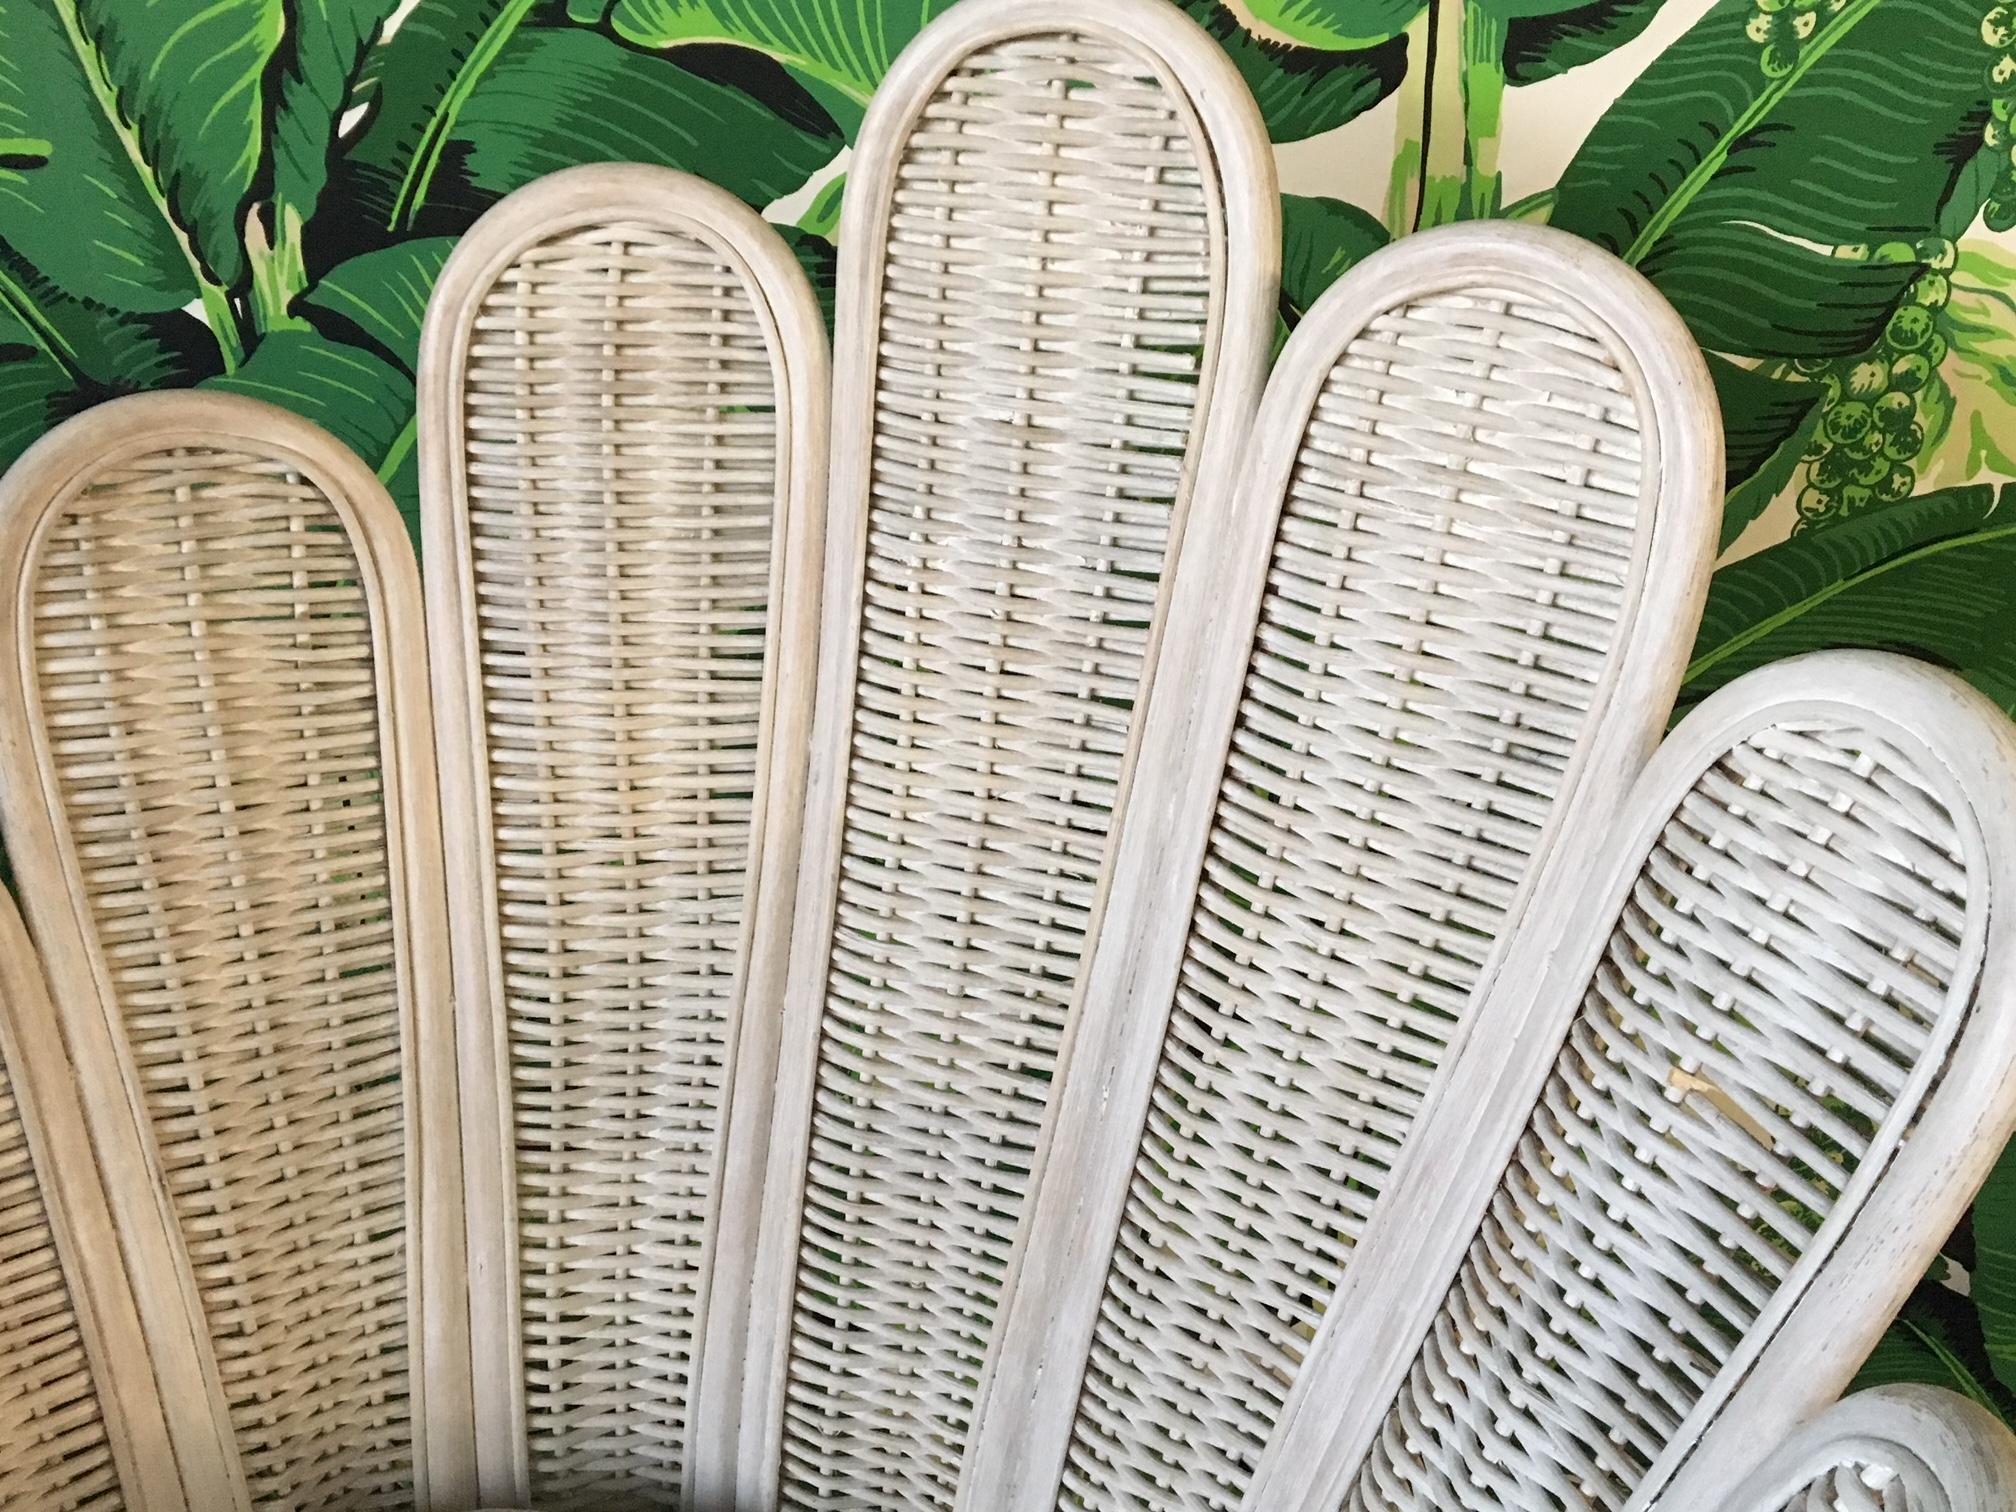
[420,164,827,1512]
[1719,1387,2016,1512]
[707,3,1279,1508]
[960,219,1722,1512]
[1249,652,2016,1512]
[0,394,476,1512]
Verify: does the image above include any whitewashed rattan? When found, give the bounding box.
[0,1,2014,1509]
[0,393,475,1512]
[713,4,1279,1508]
[420,164,828,1512]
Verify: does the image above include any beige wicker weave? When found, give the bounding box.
[1,3,2015,1512]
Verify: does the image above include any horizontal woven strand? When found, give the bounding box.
[1062,288,1644,1512]
[463,217,780,1508]
[35,451,415,1510]
[781,29,1215,1512]
[1343,722,1968,1511]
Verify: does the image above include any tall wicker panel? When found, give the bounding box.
[422,165,828,1510]
[0,893,127,1512]
[1286,655,2016,1512]
[954,226,1721,1512]
[0,394,472,1512]
[718,3,1278,1508]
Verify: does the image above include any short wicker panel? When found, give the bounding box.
[1061,288,1645,1512]
[29,448,414,1507]
[1775,1464,1909,1512]
[780,30,1217,1512]
[1342,719,1971,1510]
[0,1049,121,1512]
[456,217,780,1508]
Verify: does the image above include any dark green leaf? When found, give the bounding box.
[73,0,284,288]
[1281,193,1389,323]
[1975,1139,2016,1399]
[1553,0,1989,360]
[1500,0,1665,86]
[441,30,841,215]
[1683,483,2016,711]
[0,0,193,310]
[1706,354,1822,499]
[301,238,457,373]
[204,329,415,471]
[778,225,837,330]
[1235,0,1421,49]
[1853,1281,2016,1423]
[1177,1,1407,143]
[336,0,541,236]
[271,1,406,237]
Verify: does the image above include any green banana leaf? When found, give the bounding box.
[1706,354,1821,501]
[1281,193,1388,323]
[72,0,283,290]
[1241,0,1420,50]
[0,249,217,469]
[271,1,408,246]
[1921,244,2016,491]
[1553,0,1990,360]
[1179,2,1405,143]
[1501,0,1664,85]
[301,238,459,373]
[1682,482,2016,712]
[1854,1281,2016,1420]
[0,0,195,311]
[1972,1138,2016,1399]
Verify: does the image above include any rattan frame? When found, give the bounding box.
[1720,1386,2016,1511]
[708,1,1282,1505]
[0,392,476,1511]
[1253,650,2016,1512]
[420,163,829,1510]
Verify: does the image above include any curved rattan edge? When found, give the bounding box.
[1246,650,2016,1512]
[1710,1385,2016,1512]
[957,218,1726,1512]
[0,391,477,1512]
[0,879,187,1512]
[417,162,832,1511]
[722,2,1282,1503]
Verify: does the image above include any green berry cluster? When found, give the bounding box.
[1794,242,1955,525]
[1984,4,2016,230]
[1746,0,1840,78]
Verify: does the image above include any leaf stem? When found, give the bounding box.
[387,0,540,232]
[1461,2,1507,219]
[46,0,245,370]
[1624,0,1884,266]
[1417,0,1469,229]
[1385,11,1432,235]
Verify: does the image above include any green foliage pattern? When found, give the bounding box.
[3,0,2016,1424]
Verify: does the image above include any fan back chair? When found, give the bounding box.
[0,2,2014,1510]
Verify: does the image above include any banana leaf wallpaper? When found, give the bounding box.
[5,0,2016,1428]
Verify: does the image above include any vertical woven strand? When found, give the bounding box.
[781,32,1214,1512]
[31,449,413,1508]
[0,1050,122,1511]
[461,220,779,1507]
[1058,290,1643,1512]
[1342,723,1968,1511]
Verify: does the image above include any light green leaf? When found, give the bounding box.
[1281,193,1389,323]
[1238,0,1422,50]
[204,329,414,471]
[300,238,457,373]
[1178,2,1407,143]
[443,30,842,214]
[0,0,193,311]
[1920,242,2016,491]
[609,0,954,106]
[1683,483,2016,711]
[71,0,284,289]
[1554,0,1989,360]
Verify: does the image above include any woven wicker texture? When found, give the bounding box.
[29,448,414,1508]
[1776,1464,1908,1511]
[780,30,1217,1512]
[1058,287,1645,1512]
[1342,719,1971,1511]
[0,1048,121,1511]
[456,217,782,1507]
